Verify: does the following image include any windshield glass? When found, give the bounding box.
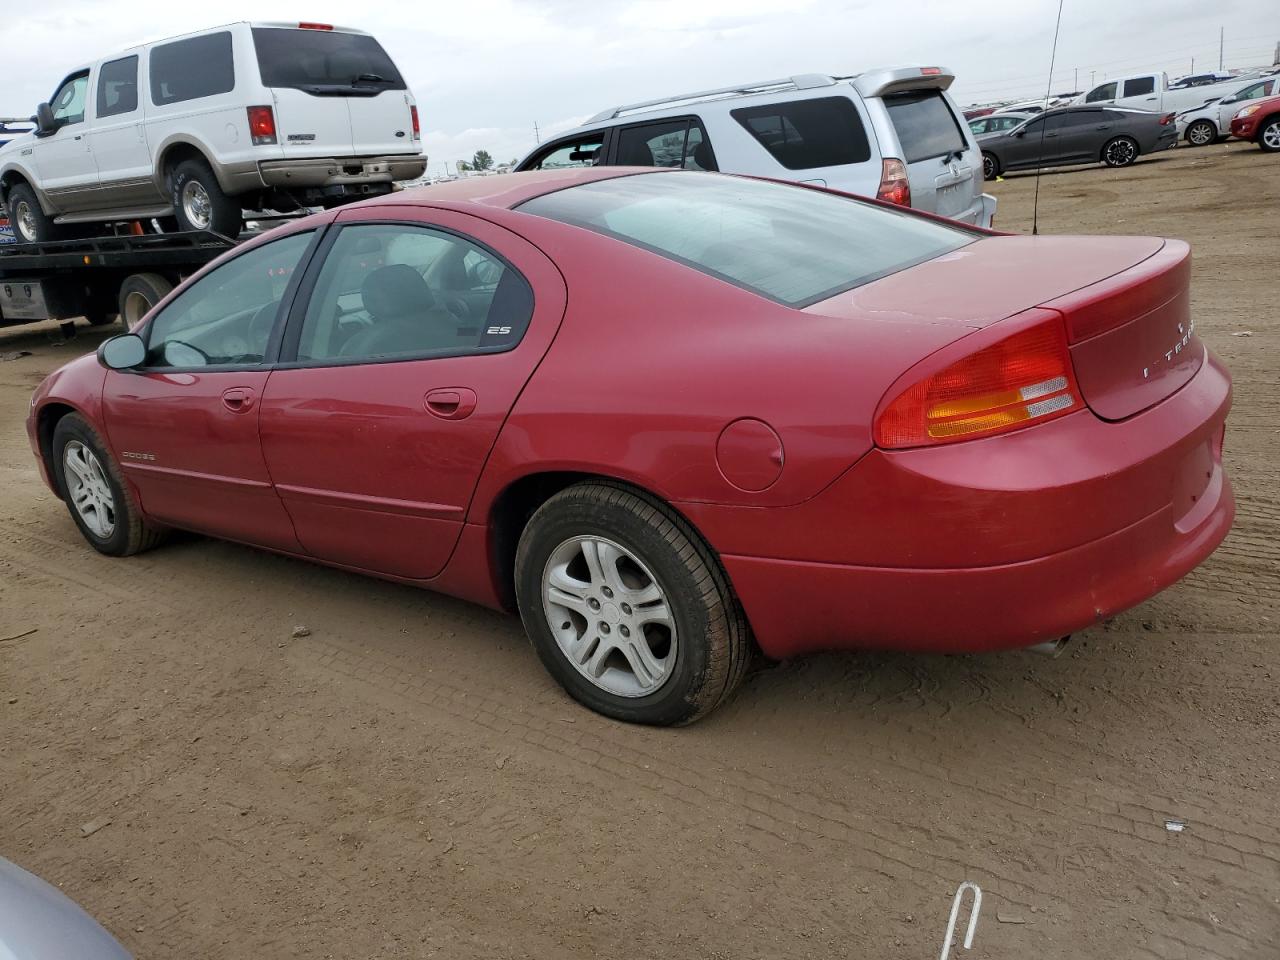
[518,172,974,307]
[253,27,405,91]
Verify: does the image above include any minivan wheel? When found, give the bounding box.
[1185,120,1217,146]
[1102,136,1139,167]
[514,482,751,725]
[170,159,242,236]
[6,183,67,244]
[1259,118,1280,153]
[982,152,999,181]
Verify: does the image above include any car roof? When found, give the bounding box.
[372,167,658,211]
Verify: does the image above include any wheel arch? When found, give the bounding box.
[35,401,82,500]
[154,138,228,195]
[0,165,55,215]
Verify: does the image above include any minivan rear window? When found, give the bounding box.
[518,172,973,307]
[150,32,234,106]
[730,97,870,170]
[883,90,968,163]
[253,28,406,94]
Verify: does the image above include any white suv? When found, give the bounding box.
[517,67,996,227]
[0,21,426,242]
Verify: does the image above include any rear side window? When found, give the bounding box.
[613,118,715,170]
[1122,77,1156,97]
[524,134,605,170]
[731,97,870,170]
[252,27,406,93]
[518,172,973,308]
[150,32,234,106]
[883,91,967,163]
[97,56,139,118]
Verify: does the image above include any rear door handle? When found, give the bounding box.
[221,387,256,412]
[424,387,477,420]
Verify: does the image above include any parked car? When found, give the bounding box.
[1170,71,1236,89]
[1229,95,1280,151]
[0,21,425,243]
[978,106,1176,179]
[28,168,1233,724]
[968,112,1033,136]
[515,67,997,227]
[1076,70,1253,114]
[0,118,33,149]
[1177,76,1278,145]
[0,857,131,958]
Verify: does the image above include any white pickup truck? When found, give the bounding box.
[1075,71,1255,115]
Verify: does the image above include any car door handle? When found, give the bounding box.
[424,387,477,420]
[221,387,256,412]
[1096,124,1110,130]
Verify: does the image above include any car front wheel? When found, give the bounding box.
[515,482,751,725]
[1102,136,1140,167]
[982,152,999,181]
[1259,118,1280,153]
[1185,120,1217,146]
[6,183,68,244]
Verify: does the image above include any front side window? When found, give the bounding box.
[1085,82,1118,103]
[1122,77,1156,97]
[51,73,89,126]
[145,232,313,367]
[612,118,714,170]
[883,90,968,163]
[519,172,973,308]
[732,96,870,170]
[252,27,405,93]
[97,56,139,119]
[150,31,235,106]
[525,134,605,170]
[293,224,533,364]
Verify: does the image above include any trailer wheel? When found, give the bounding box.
[6,183,68,244]
[118,273,175,327]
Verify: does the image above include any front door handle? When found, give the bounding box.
[424,387,477,420]
[221,387,256,412]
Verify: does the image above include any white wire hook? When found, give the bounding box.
[938,881,983,960]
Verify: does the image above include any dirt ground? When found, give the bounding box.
[1,143,1277,960]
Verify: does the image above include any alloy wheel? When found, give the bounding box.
[541,535,677,698]
[62,441,116,539]
[1187,121,1215,146]
[1262,121,1280,151]
[181,179,213,230]
[15,200,37,242]
[1106,138,1137,166]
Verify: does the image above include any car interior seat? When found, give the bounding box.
[340,264,456,358]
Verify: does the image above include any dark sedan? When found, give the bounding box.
[978,106,1177,179]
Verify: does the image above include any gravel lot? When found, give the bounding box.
[1,142,1277,959]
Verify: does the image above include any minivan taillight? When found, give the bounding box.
[875,317,1083,448]
[247,106,277,146]
[410,105,421,140]
[876,158,911,207]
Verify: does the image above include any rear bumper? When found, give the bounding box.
[977,193,997,228]
[258,155,427,189]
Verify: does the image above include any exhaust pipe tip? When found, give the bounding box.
[1027,636,1071,658]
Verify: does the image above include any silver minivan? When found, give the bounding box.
[517,66,996,227]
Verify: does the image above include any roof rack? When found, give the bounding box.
[585,74,841,123]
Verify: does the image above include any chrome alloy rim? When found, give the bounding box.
[14,200,37,241]
[1188,122,1215,145]
[1106,139,1136,165]
[1263,122,1280,151]
[181,179,212,230]
[542,536,677,698]
[982,155,995,179]
[63,441,116,539]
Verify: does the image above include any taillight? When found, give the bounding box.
[247,105,277,146]
[1159,113,1175,126]
[875,317,1083,448]
[410,104,421,140]
[876,158,911,207]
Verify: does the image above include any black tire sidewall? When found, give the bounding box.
[51,415,135,556]
[1260,120,1280,153]
[516,494,719,725]
[982,153,998,181]
[1105,137,1138,167]
[170,160,241,235]
[117,273,174,326]
[7,183,52,244]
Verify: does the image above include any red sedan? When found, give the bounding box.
[1229,95,1280,151]
[27,168,1233,724]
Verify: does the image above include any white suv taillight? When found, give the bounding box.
[876,158,911,207]
[410,105,421,141]
[247,106,277,146]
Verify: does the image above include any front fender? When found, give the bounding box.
[27,354,108,494]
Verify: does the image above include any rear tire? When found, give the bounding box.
[1185,120,1217,147]
[981,152,999,181]
[1102,136,1139,168]
[514,482,751,725]
[5,182,69,244]
[117,272,174,327]
[51,413,165,557]
[170,158,241,236]
[84,312,118,327]
[1258,117,1280,153]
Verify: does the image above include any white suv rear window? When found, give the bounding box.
[252,28,406,93]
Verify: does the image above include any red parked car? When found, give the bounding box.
[1229,95,1280,151]
[27,168,1233,725]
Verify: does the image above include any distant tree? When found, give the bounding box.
[456,160,471,172]
[472,150,494,171]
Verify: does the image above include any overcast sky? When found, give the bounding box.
[8,0,1275,174]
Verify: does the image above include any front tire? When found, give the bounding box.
[1185,120,1217,146]
[6,183,67,244]
[1102,136,1139,168]
[51,413,165,557]
[170,158,242,236]
[515,482,750,725]
[1258,117,1280,153]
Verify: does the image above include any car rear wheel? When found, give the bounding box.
[170,158,242,236]
[51,413,165,557]
[1102,136,1140,167]
[1185,120,1217,146]
[982,152,999,181]
[1259,118,1280,153]
[514,481,751,725]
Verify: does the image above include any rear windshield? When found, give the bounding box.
[884,90,968,163]
[517,173,973,307]
[252,28,406,93]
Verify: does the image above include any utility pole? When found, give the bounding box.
[1219,26,1224,71]
[1074,67,1078,89]
[1090,70,1095,87]
[533,121,540,144]
[1190,57,1194,75]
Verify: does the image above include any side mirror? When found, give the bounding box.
[34,103,56,137]
[97,333,146,370]
[1013,130,1026,138]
